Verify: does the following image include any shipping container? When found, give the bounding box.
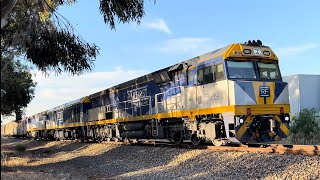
[283,74,320,115]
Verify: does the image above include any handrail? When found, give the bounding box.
[114,96,152,118]
[155,86,183,114]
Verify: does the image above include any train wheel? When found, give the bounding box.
[172,131,182,145]
[212,139,223,146]
[191,134,201,146]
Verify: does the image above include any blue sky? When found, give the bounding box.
[53,0,320,74]
[4,0,320,121]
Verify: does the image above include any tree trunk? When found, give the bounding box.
[15,108,22,121]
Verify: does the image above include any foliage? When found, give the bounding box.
[1,0,148,75]
[1,56,36,120]
[14,143,27,152]
[1,0,149,118]
[1,0,98,75]
[287,108,320,145]
[290,108,320,135]
[99,0,145,29]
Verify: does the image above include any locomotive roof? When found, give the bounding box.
[89,43,278,98]
[46,96,90,112]
[27,42,279,116]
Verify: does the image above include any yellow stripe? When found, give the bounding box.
[252,81,264,104]
[265,82,275,104]
[223,44,236,60]
[33,104,290,130]
[234,104,290,115]
[236,116,253,139]
[46,122,86,130]
[81,96,90,103]
[274,115,290,136]
[223,44,279,61]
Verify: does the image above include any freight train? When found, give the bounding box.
[1,40,291,146]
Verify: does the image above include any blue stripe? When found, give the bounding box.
[236,81,257,103]
[274,82,287,103]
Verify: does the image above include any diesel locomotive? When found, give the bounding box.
[2,40,291,146]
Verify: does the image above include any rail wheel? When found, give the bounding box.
[191,134,201,146]
[172,131,183,145]
[212,139,223,146]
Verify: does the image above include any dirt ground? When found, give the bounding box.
[1,137,320,180]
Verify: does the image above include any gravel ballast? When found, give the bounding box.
[1,138,320,180]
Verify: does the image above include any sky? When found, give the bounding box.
[3,0,320,122]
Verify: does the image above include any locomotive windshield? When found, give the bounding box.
[227,61,257,79]
[226,60,281,81]
[257,62,281,80]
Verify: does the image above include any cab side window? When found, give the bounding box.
[215,63,225,81]
[187,70,194,85]
[197,66,213,85]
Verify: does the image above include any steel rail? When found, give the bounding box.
[100,141,320,156]
[8,137,319,156]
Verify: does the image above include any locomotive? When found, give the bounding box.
[2,40,291,146]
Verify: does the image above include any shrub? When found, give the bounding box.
[287,108,320,145]
[14,143,27,152]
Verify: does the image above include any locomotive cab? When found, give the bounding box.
[221,42,290,143]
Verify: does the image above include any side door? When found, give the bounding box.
[184,68,197,110]
[196,64,215,110]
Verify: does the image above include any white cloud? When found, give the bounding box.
[140,18,172,34]
[26,67,148,116]
[276,43,320,57]
[156,37,224,56]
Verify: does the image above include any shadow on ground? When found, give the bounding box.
[1,138,320,180]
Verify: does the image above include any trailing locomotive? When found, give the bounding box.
[2,40,291,146]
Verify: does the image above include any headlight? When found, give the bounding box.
[263,51,270,56]
[285,116,290,121]
[239,118,244,124]
[243,49,251,54]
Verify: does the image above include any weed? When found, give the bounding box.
[286,108,320,145]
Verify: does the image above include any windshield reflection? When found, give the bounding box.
[226,60,281,80]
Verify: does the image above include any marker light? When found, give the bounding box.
[263,51,270,56]
[285,116,290,121]
[243,49,251,54]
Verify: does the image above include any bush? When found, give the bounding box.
[14,143,27,152]
[287,108,320,145]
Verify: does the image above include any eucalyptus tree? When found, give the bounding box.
[1,0,147,75]
[1,57,36,121]
[1,0,148,120]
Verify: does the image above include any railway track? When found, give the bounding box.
[7,137,319,156]
[100,140,320,156]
